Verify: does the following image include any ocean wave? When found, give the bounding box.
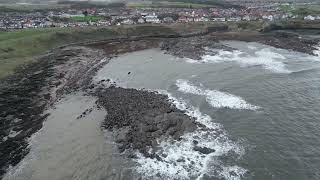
[176,79,259,110]
[186,48,290,73]
[134,92,246,180]
[313,43,320,57]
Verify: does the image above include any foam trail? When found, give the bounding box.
[187,48,290,73]
[135,92,246,180]
[176,79,259,110]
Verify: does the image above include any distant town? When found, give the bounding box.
[1,2,320,29]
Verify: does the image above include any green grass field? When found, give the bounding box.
[0,28,115,78]
[279,4,320,15]
[293,5,320,15]
[0,25,178,79]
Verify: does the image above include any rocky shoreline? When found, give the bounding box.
[0,31,319,178]
[0,46,110,177]
[161,31,320,60]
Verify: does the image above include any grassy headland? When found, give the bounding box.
[0,25,177,79]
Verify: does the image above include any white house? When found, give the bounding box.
[212,17,226,22]
[228,17,241,22]
[145,15,160,23]
[304,15,316,21]
[60,14,85,18]
[194,17,209,22]
[262,15,274,21]
[163,17,174,23]
[137,18,145,24]
[242,15,253,21]
[122,18,134,25]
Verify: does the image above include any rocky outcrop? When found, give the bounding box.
[160,35,235,60]
[95,87,197,157]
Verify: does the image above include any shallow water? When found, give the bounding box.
[4,93,133,180]
[94,42,320,180]
[5,40,320,180]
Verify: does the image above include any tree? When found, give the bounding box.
[83,10,88,17]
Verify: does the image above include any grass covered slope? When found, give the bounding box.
[0,25,177,79]
[0,28,115,78]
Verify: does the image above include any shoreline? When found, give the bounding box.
[0,30,319,178]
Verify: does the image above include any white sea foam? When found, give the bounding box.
[313,43,320,57]
[176,79,259,110]
[187,48,290,73]
[135,92,246,180]
[248,45,258,50]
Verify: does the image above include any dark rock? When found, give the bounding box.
[95,87,197,157]
[229,171,238,176]
[89,84,95,89]
[177,158,185,162]
[43,93,51,100]
[193,146,215,154]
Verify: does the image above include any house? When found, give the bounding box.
[304,15,316,21]
[194,17,209,22]
[212,17,226,22]
[228,17,241,22]
[122,18,134,25]
[242,15,252,21]
[140,13,148,17]
[137,18,145,24]
[163,17,174,23]
[178,16,188,22]
[60,14,85,18]
[0,21,6,29]
[97,20,111,26]
[145,15,160,23]
[262,15,274,21]
[186,17,194,22]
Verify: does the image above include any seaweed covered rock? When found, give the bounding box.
[96,87,197,156]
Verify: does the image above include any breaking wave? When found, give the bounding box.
[134,92,246,180]
[176,79,259,110]
[186,48,290,73]
[314,43,320,57]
